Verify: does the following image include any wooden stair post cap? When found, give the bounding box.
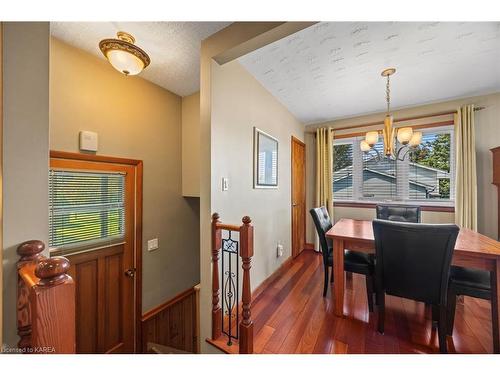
[212,212,220,221]
[242,216,252,225]
[17,240,45,260]
[35,256,71,286]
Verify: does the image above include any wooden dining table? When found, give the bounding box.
[326,218,500,351]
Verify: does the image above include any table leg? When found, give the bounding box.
[492,259,500,353]
[333,238,345,317]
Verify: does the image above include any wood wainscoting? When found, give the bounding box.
[141,286,199,353]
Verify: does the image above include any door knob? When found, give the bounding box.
[292,203,298,207]
[124,268,136,278]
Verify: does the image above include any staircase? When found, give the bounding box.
[206,213,254,354]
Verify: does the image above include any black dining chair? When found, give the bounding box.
[376,204,421,223]
[447,266,499,353]
[310,207,375,311]
[372,219,459,353]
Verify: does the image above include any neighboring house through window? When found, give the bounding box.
[332,126,454,205]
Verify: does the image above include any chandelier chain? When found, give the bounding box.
[386,75,391,114]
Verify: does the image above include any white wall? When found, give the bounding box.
[211,60,305,290]
[305,92,500,242]
[2,22,50,348]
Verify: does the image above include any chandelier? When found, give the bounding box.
[99,32,151,76]
[360,68,422,161]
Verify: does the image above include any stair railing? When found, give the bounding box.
[17,240,75,353]
[211,213,254,354]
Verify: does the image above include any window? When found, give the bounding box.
[49,169,125,251]
[332,126,454,205]
[333,143,354,199]
[362,141,397,200]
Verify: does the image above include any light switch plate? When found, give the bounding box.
[222,177,229,191]
[147,238,159,252]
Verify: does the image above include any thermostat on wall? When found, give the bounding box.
[79,131,98,152]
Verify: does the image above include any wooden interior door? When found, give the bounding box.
[50,157,137,353]
[291,137,306,258]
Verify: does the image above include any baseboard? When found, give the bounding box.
[305,242,315,251]
[252,256,294,300]
[141,286,199,353]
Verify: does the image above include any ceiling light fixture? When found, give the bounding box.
[360,68,422,161]
[99,31,150,76]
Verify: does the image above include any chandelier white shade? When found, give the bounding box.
[360,68,422,161]
[99,32,150,76]
[397,127,414,144]
[409,131,423,147]
[365,131,379,146]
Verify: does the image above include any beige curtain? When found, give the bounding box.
[315,127,333,250]
[455,104,478,230]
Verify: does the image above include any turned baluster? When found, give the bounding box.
[211,213,222,340]
[16,240,45,351]
[239,216,254,354]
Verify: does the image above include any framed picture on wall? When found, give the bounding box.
[253,127,279,189]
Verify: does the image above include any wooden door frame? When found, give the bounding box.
[49,150,143,352]
[291,136,306,258]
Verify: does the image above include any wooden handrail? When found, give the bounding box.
[17,240,75,353]
[211,213,254,354]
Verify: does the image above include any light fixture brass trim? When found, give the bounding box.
[99,31,150,75]
[381,67,396,77]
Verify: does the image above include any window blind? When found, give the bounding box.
[333,142,354,199]
[362,141,397,200]
[331,126,454,205]
[49,169,125,250]
[408,129,454,200]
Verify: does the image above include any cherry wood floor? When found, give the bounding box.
[248,250,494,354]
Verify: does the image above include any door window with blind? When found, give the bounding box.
[332,126,454,205]
[49,169,126,252]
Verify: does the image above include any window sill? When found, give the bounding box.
[333,201,455,213]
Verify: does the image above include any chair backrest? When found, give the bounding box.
[309,207,333,259]
[376,204,421,223]
[372,219,459,305]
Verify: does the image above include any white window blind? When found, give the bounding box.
[49,169,125,251]
[333,142,354,199]
[362,141,397,200]
[408,129,454,200]
[332,125,454,205]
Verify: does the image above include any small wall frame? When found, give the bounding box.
[253,127,279,189]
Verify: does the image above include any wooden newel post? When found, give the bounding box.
[32,256,75,353]
[17,240,45,351]
[211,213,222,340]
[239,216,254,354]
[17,240,75,353]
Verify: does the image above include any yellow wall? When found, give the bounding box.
[49,37,200,313]
[182,92,200,197]
[306,92,500,242]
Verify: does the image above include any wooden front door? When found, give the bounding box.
[291,137,306,258]
[50,157,138,353]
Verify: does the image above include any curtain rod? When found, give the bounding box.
[306,106,486,134]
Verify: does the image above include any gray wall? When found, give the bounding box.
[2,22,50,348]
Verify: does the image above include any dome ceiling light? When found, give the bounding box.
[99,31,150,76]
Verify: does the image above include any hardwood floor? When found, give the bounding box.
[248,250,494,354]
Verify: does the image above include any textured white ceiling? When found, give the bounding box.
[238,22,500,125]
[50,22,231,96]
